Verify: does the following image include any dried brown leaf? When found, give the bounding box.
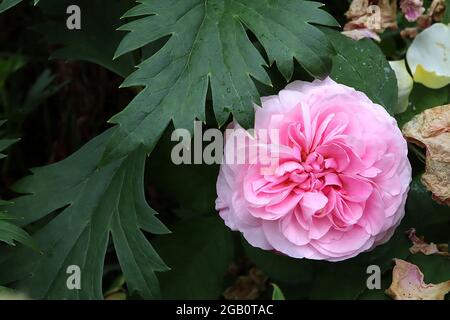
[344,0,397,34]
[403,105,450,206]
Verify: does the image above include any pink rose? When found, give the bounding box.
[215,78,412,262]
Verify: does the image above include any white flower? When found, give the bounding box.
[406,23,450,89]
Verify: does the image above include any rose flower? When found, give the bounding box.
[216,78,411,261]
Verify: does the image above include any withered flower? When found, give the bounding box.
[403,105,450,206]
[386,259,450,300]
[343,0,398,40]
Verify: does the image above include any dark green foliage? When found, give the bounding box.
[0,0,448,301]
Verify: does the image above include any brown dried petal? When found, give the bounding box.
[407,228,450,256]
[428,0,446,21]
[416,14,433,29]
[346,0,371,19]
[248,267,269,292]
[344,0,397,34]
[402,105,450,206]
[223,276,260,300]
[379,0,399,31]
[401,27,419,39]
[342,29,381,41]
[223,268,268,300]
[386,259,450,300]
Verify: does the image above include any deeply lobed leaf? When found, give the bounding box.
[0,130,169,299]
[102,0,339,163]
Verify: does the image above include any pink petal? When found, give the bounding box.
[299,191,328,219]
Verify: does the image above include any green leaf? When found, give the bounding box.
[0,130,169,299]
[395,84,449,128]
[0,121,19,159]
[444,0,450,24]
[0,0,22,13]
[0,209,14,219]
[0,138,19,157]
[324,29,398,114]
[102,0,338,163]
[36,0,135,77]
[153,216,234,299]
[0,220,37,249]
[104,274,125,297]
[271,283,285,300]
[407,254,450,285]
[0,0,38,14]
[402,175,450,230]
[0,121,31,249]
[0,285,27,299]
